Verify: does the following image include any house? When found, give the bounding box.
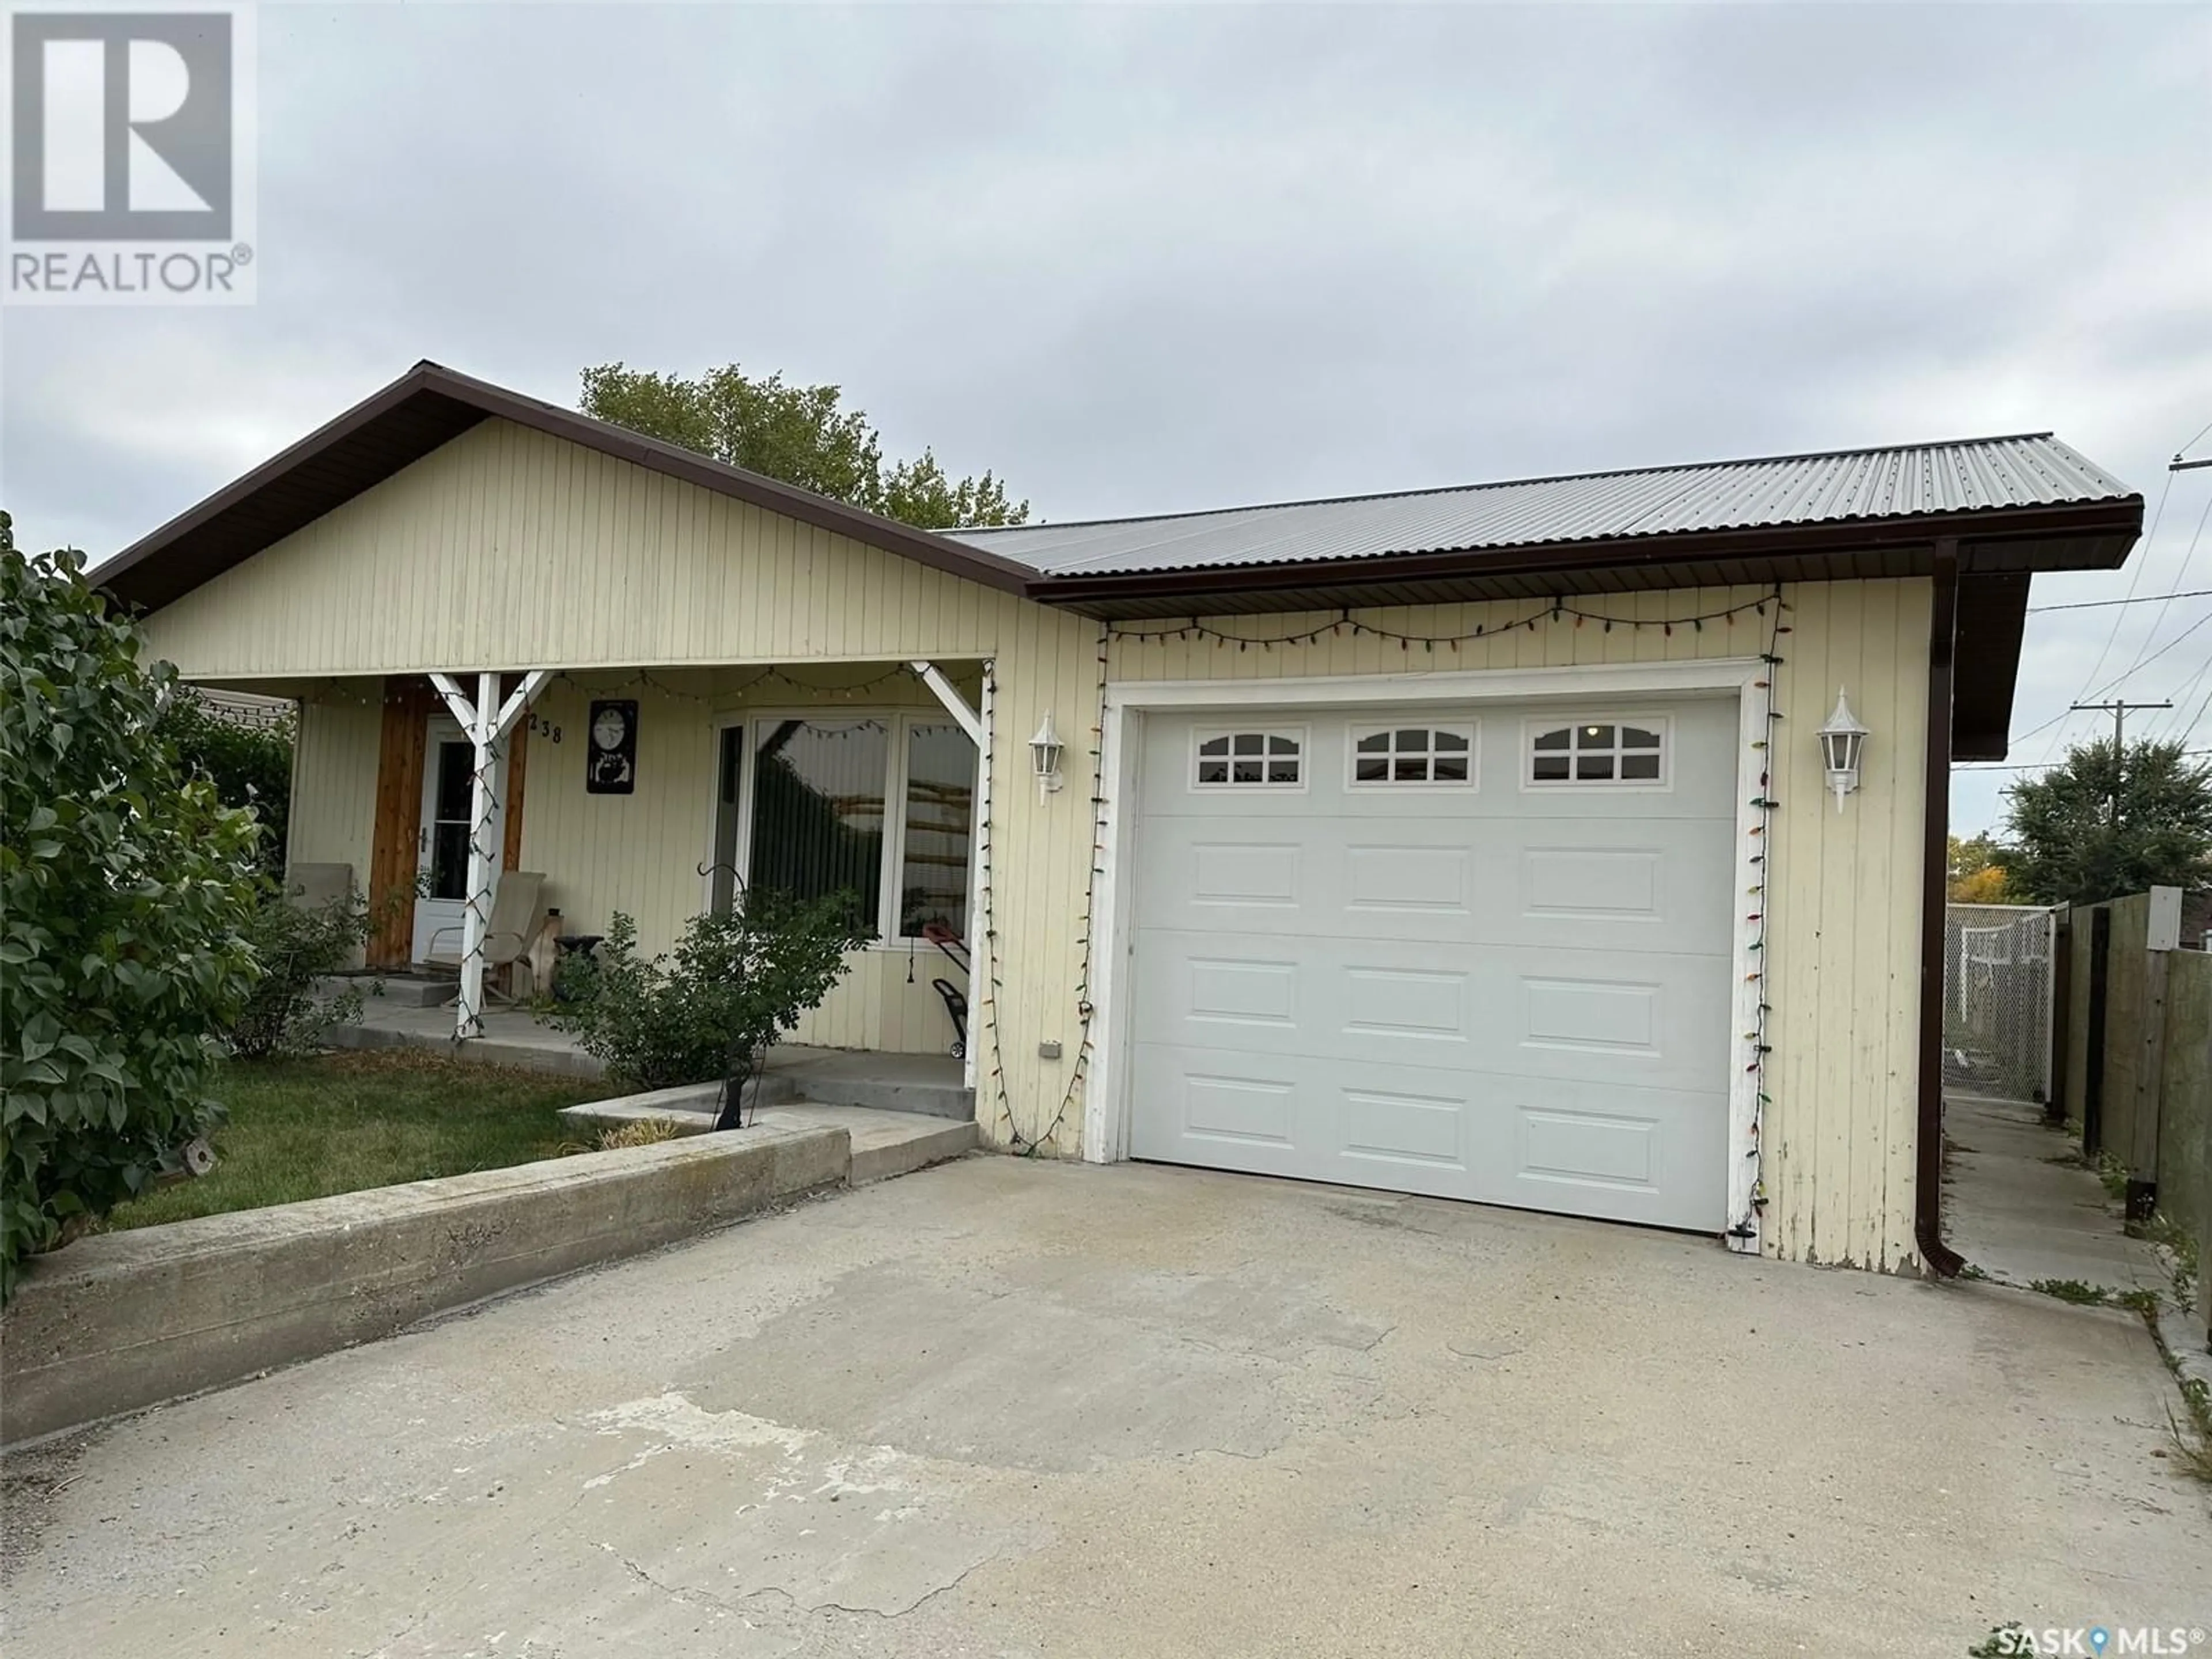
[93,362,2143,1272]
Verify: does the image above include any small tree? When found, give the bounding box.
[1996,738,2212,905]
[1,516,262,1297]
[541,891,866,1094]
[579,362,1030,530]
[228,889,377,1059]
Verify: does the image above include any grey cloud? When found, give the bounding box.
[5,2,2207,831]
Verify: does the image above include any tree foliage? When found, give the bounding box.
[1,516,263,1297]
[579,362,1029,530]
[1995,738,2212,906]
[1946,832,2014,904]
[541,892,866,1091]
[158,690,294,879]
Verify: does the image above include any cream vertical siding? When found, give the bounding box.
[143,418,1931,1266]
[285,694,381,887]
[1100,582,1930,1270]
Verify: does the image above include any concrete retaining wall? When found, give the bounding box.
[0,1124,847,1447]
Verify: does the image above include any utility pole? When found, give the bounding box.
[2069,700,2173,825]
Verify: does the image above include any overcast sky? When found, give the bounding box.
[5,1,2208,834]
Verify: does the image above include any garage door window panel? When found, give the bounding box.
[1195,729,1305,789]
[1350,724,1476,787]
[1527,719,1668,788]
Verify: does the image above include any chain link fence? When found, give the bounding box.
[1942,903,2056,1101]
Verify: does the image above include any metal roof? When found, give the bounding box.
[952,434,2134,579]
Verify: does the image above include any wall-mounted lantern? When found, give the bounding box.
[1029,711,1065,801]
[1817,688,1868,812]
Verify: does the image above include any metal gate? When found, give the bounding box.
[1942,903,2056,1101]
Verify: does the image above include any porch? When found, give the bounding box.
[266,653,994,1073]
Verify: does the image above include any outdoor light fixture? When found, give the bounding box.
[1818,687,1868,812]
[1029,711,1065,801]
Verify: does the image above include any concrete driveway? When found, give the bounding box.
[4,1156,2207,1658]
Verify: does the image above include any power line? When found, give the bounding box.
[2048,465,2175,761]
[2007,615,2212,747]
[1958,747,2212,772]
[2113,492,2212,685]
[2027,586,2212,613]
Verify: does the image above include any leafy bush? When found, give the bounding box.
[228,887,376,1059]
[541,892,866,1091]
[158,690,294,880]
[1,520,263,1298]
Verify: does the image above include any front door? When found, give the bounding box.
[412,718,500,963]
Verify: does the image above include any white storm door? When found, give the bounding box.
[411,717,501,963]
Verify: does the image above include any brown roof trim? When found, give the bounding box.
[93,361,1039,613]
[1024,497,2144,615]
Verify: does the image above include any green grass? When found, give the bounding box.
[103,1050,624,1230]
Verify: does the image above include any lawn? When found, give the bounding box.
[104,1050,626,1230]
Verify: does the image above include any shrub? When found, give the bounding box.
[542,891,866,1092]
[158,690,294,880]
[1,521,263,1299]
[228,887,376,1059]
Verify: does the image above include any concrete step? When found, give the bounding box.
[555,1097,977,1186]
[317,974,453,1008]
[763,1047,974,1122]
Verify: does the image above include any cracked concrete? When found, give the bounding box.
[3,1156,2209,1657]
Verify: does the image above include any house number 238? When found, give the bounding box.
[530,715,562,743]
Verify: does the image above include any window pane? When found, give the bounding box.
[429,823,469,900]
[1357,732,1389,753]
[1620,752,1661,780]
[1198,760,1229,784]
[1269,734,1299,756]
[751,719,888,932]
[433,740,474,821]
[710,726,744,914]
[1577,754,1615,780]
[1393,756,1426,782]
[1533,755,1570,781]
[1232,759,1263,783]
[1581,725,1615,748]
[1623,726,1661,749]
[899,722,975,938]
[1234,733,1264,755]
[1433,755,1469,781]
[1199,736,1229,757]
[1533,728,1570,752]
[1355,756,1388,781]
[1434,730,1469,752]
[1396,729,1427,750]
[1267,759,1300,783]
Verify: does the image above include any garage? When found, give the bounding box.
[1126,695,1737,1230]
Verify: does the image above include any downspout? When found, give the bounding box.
[1916,542,1965,1277]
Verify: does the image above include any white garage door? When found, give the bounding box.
[1127,697,1736,1230]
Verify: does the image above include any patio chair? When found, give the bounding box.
[425,871,547,1005]
[284,862,355,910]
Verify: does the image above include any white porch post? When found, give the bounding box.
[911,660,991,1093]
[429,668,551,1040]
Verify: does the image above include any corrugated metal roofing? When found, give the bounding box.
[949,434,2133,578]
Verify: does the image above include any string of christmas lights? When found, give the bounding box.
[1729,586,1791,1251]
[1108,591,1784,652]
[1018,622,1113,1157]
